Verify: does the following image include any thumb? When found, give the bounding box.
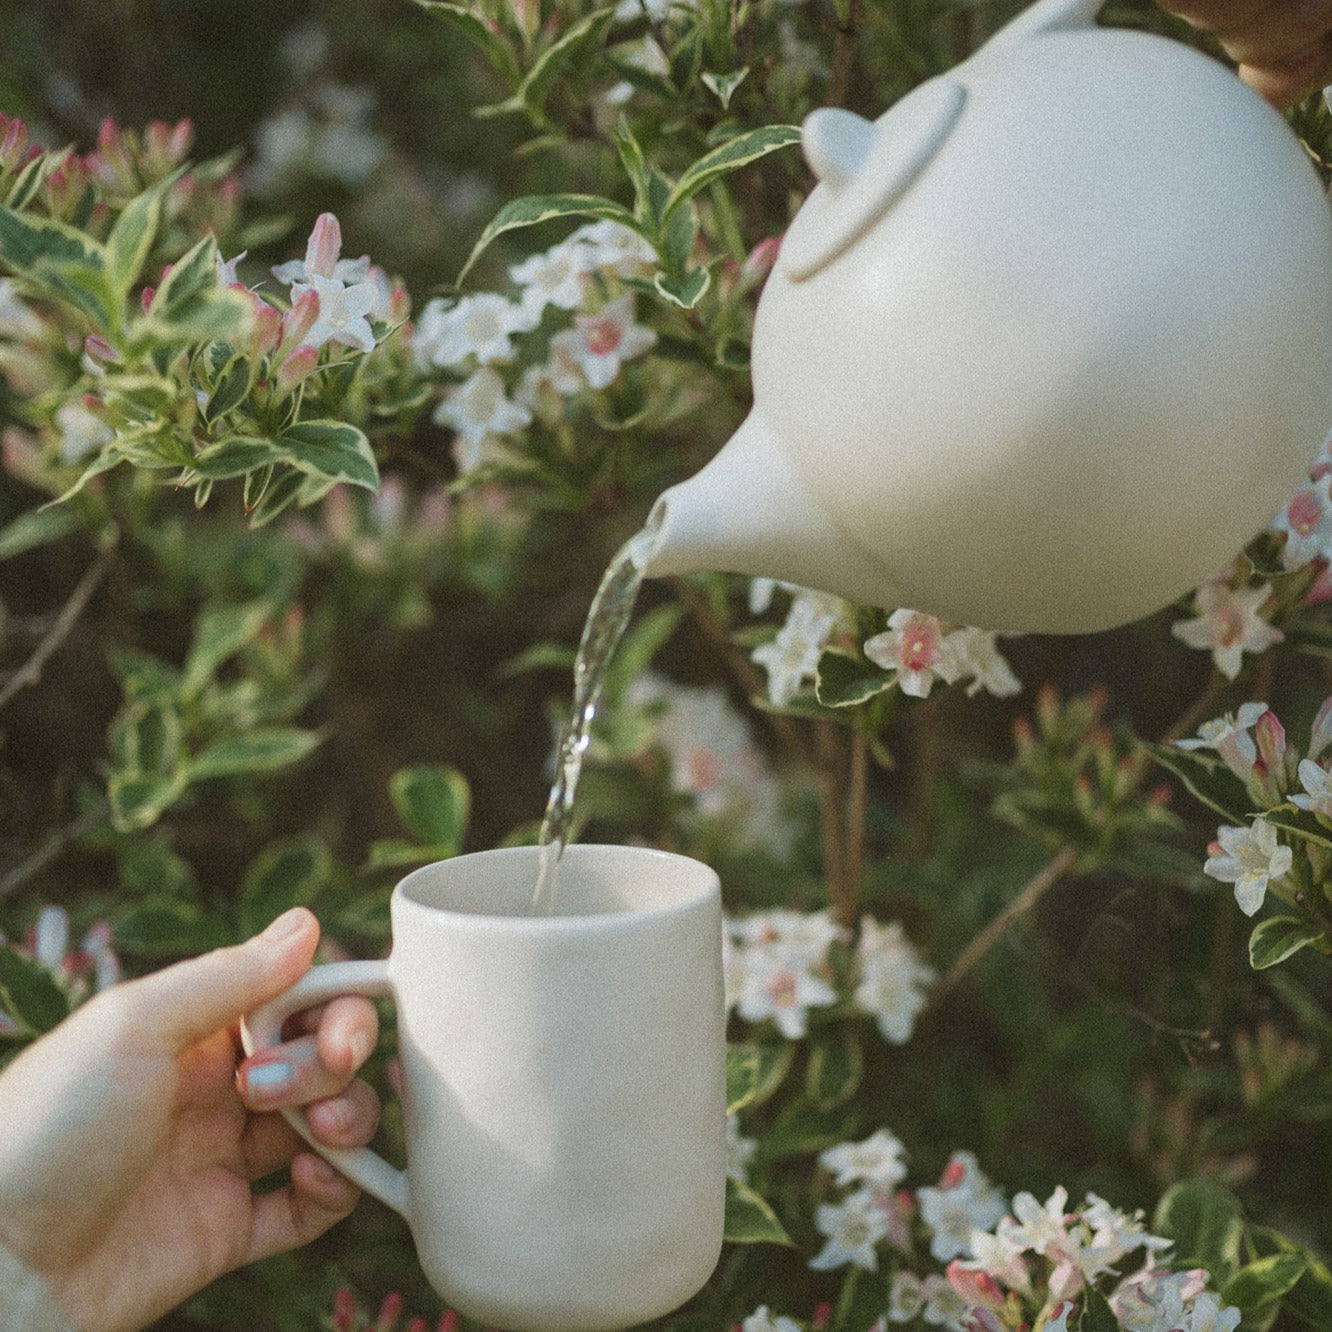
[128,909,320,1052]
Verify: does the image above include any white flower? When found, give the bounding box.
[1292,758,1332,817]
[569,219,658,278]
[432,366,532,473]
[1271,475,1332,569]
[920,1273,970,1330]
[0,278,43,340]
[809,1188,890,1270]
[414,292,536,370]
[726,1111,757,1183]
[967,1224,1034,1296]
[1171,581,1283,681]
[1183,1292,1242,1332]
[887,1270,925,1322]
[1203,819,1293,916]
[916,1151,1007,1262]
[741,1307,801,1332]
[864,610,963,699]
[509,237,593,321]
[1112,1272,1241,1332]
[1176,702,1269,780]
[1006,1186,1071,1258]
[735,949,837,1039]
[565,293,656,389]
[731,908,840,967]
[854,917,934,1044]
[752,590,842,705]
[819,1129,908,1191]
[293,272,381,353]
[950,626,1021,698]
[516,334,589,411]
[54,401,113,463]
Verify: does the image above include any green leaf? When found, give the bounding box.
[411,0,521,79]
[0,205,114,333]
[758,1094,857,1161]
[6,149,54,211]
[1152,1178,1246,1287]
[364,839,463,872]
[1247,1226,1332,1329]
[389,764,471,853]
[726,1044,762,1115]
[480,6,616,121]
[0,506,82,561]
[190,435,286,481]
[114,897,232,957]
[240,837,332,938]
[278,420,379,491]
[653,264,710,310]
[140,234,248,344]
[1139,740,1253,824]
[701,67,748,109]
[187,727,321,782]
[816,649,894,708]
[202,356,256,423]
[723,1177,792,1245]
[108,698,182,774]
[105,175,173,302]
[0,947,70,1036]
[749,1041,797,1105]
[1261,807,1332,852]
[613,115,652,215]
[182,600,273,696]
[805,1025,864,1109]
[498,642,578,678]
[246,467,306,528]
[107,769,189,832]
[661,124,801,223]
[1249,916,1325,970]
[456,194,644,288]
[604,603,684,704]
[1222,1252,1307,1312]
[1079,1287,1120,1332]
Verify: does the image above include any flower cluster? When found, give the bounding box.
[328,1286,459,1332]
[864,611,1021,702]
[724,908,933,1043]
[739,1135,1239,1332]
[1176,697,1332,917]
[413,221,658,473]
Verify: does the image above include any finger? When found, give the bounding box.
[1240,43,1332,103]
[239,1034,359,1111]
[315,996,379,1079]
[126,909,320,1052]
[1211,4,1332,71]
[242,1154,360,1265]
[241,1110,305,1181]
[303,1079,382,1150]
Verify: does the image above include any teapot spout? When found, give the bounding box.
[643,410,904,609]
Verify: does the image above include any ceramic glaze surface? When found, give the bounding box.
[242,845,727,1332]
[646,0,1332,632]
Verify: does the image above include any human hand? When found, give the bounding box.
[1156,0,1332,107]
[0,908,380,1332]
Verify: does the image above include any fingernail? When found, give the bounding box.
[262,908,306,941]
[245,1060,295,1097]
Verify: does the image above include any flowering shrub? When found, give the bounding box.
[6,1,1332,1329]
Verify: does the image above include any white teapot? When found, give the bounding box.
[644,0,1332,633]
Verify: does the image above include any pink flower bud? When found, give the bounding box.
[83,334,120,366]
[0,115,29,172]
[389,279,411,323]
[281,288,320,350]
[741,233,783,284]
[437,1312,459,1332]
[140,286,155,313]
[946,1260,1005,1310]
[276,345,319,395]
[1311,694,1332,762]
[250,298,282,359]
[811,1302,833,1331]
[307,211,343,278]
[376,1292,405,1330]
[169,118,194,161]
[1256,710,1286,771]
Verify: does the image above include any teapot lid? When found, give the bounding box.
[779,0,1105,282]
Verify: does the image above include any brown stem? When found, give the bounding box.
[0,538,116,714]
[828,0,863,108]
[0,800,108,904]
[817,722,855,927]
[928,845,1079,1009]
[845,726,870,918]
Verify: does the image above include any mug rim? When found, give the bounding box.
[391,843,720,932]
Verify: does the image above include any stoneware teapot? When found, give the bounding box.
[644,0,1332,633]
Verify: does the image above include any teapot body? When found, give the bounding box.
[649,5,1332,633]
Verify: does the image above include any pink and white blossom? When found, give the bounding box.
[1176,702,1268,780]
[809,1188,891,1270]
[741,1307,802,1332]
[854,916,934,1044]
[950,626,1022,698]
[509,238,593,321]
[566,293,656,389]
[414,293,536,370]
[1292,758,1332,817]
[734,948,837,1039]
[1171,580,1283,680]
[916,1151,1007,1262]
[752,590,844,705]
[1271,475,1332,569]
[864,610,963,699]
[819,1129,909,1192]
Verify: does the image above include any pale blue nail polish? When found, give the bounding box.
[246,1061,295,1093]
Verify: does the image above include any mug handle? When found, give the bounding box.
[240,960,410,1219]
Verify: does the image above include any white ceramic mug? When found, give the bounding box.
[241,844,727,1332]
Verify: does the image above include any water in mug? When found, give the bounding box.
[531,507,665,914]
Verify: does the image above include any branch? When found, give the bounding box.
[0,537,116,714]
[0,799,108,904]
